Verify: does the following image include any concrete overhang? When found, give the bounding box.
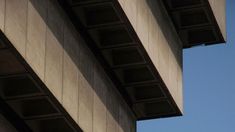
[57,0,226,120]
[162,0,226,48]
[0,31,82,131]
[0,0,226,128]
[58,0,183,120]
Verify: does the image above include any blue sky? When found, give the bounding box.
[137,0,235,131]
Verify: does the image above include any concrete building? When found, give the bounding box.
[0,0,225,131]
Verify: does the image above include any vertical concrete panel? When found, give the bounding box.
[0,0,5,31]
[107,81,124,132]
[168,51,178,101]
[63,52,79,122]
[79,41,94,84]
[78,76,94,132]
[118,100,135,132]
[158,28,168,86]
[93,94,106,132]
[106,88,118,132]
[93,65,107,132]
[5,0,27,57]
[123,0,137,29]
[78,43,94,132]
[45,0,64,102]
[208,0,226,40]
[62,21,80,122]
[136,0,149,51]
[177,53,183,112]
[158,31,169,84]
[118,104,130,132]
[26,0,47,81]
[179,72,183,112]
[62,30,79,123]
[106,106,117,132]
[148,12,159,67]
[63,21,80,67]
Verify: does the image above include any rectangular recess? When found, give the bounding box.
[187,28,217,44]
[166,0,204,9]
[126,84,165,103]
[7,96,61,119]
[0,74,43,99]
[102,46,145,67]
[68,0,110,6]
[0,49,26,75]
[26,117,76,132]
[73,3,121,27]
[145,101,175,116]
[177,8,210,27]
[115,65,156,85]
[89,25,135,48]
[133,100,175,118]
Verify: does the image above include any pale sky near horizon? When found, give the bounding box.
[137,0,235,131]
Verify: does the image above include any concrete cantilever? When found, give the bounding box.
[0,0,226,131]
[58,0,226,120]
[163,0,226,48]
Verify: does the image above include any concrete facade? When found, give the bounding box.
[0,0,135,131]
[118,0,183,112]
[0,0,226,131]
[208,0,226,39]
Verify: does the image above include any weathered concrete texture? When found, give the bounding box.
[0,114,17,132]
[5,0,27,57]
[208,0,226,40]
[78,40,95,132]
[78,76,94,132]
[119,102,132,132]
[106,87,119,132]
[45,0,64,103]
[120,0,137,33]
[0,0,136,131]
[93,65,107,132]
[62,21,80,123]
[26,0,47,80]
[0,0,5,31]
[148,11,160,67]
[63,52,79,122]
[136,0,149,51]
[118,0,183,112]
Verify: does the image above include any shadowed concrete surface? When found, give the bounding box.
[162,0,226,48]
[59,0,183,120]
[0,0,226,131]
[0,30,82,131]
[0,0,136,131]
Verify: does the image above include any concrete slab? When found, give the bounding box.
[93,65,107,132]
[26,0,47,81]
[78,76,94,132]
[5,0,27,57]
[45,1,64,102]
[62,53,79,122]
[208,0,226,40]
